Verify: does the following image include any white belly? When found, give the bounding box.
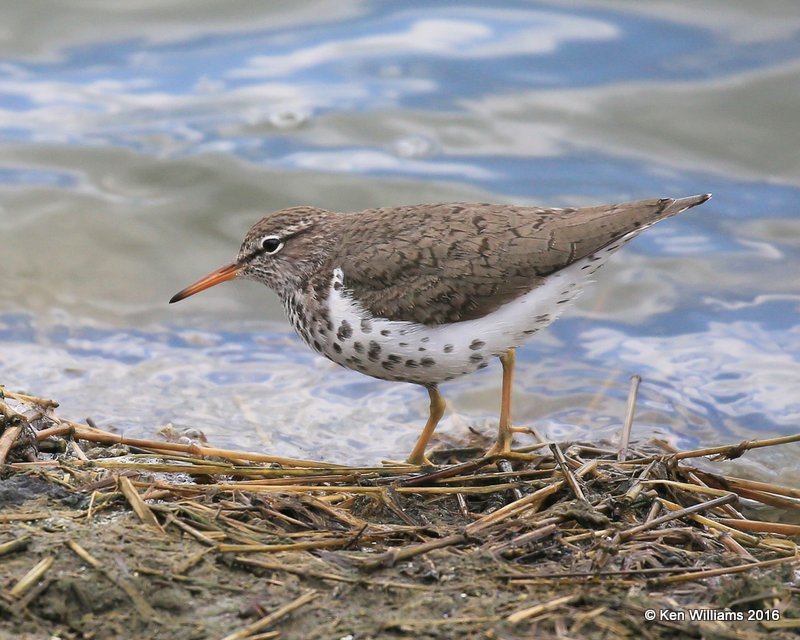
[291,249,611,385]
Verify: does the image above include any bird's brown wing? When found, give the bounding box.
[329,196,709,326]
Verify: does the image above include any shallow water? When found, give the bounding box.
[1,1,799,473]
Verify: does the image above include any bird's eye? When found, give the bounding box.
[260,236,283,255]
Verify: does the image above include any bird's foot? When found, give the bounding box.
[484,439,510,458]
[404,452,435,467]
[382,453,435,467]
[485,426,527,458]
[483,431,512,458]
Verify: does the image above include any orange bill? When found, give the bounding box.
[169,262,240,303]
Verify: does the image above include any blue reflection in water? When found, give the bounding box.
[0,167,77,188]
[3,3,800,154]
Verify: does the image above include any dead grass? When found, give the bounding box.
[1,385,799,639]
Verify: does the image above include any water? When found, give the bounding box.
[1,1,799,475]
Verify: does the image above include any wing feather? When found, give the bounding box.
[327,196,707,325]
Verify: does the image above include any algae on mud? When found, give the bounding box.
[1,386,799,639]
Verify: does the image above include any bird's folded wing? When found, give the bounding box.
[331,198,698,326]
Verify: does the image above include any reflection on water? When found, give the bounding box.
[1,1,799,473]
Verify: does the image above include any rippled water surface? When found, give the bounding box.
[1,1,799,474]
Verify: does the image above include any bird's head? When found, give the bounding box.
[169,206,333,304]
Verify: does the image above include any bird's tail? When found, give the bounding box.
[660,193,712,219]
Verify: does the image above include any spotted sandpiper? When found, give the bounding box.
[170,194,711,464]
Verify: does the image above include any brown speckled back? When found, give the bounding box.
[326,195,709,325]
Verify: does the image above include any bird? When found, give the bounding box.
[170,193,711,465]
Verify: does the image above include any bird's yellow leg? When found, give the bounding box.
[486,348,516,456]
[406,385,446,466]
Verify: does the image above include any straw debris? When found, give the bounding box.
[0,385,798,639]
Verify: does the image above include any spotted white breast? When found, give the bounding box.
[281,229,638,386]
